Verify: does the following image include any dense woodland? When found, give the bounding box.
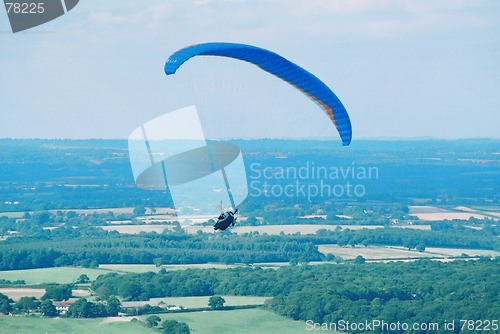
[0,232,319,270]
[1,139,499,211]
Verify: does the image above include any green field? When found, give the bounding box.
[150,295,270,308]
[0,264,278,286]
[0,316,147,334]
[0,308,314,334]
[0,212,25,218]
[0,267,108,285]
[99,263,237,273]
[149,308,315,334]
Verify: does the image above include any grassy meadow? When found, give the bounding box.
[99,263,237,273]
[0,267,107,285]
[150,295,270,308]
[149,308,313,334]
[0,316,147,334]
[0,308,313,334]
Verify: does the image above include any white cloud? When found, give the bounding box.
[77,1,496,44]
[270,0,496,38]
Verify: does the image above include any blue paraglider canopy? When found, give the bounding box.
[165,42,352,146]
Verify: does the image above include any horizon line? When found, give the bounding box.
[1,136,499,141]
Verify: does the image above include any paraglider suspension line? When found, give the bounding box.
[206,141,236,210]
[221,167,235,210]
[142,125,169,193]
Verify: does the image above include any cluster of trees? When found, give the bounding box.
[93,267,278,300]
[0,212,111,240]
[0,294,59,316]
[0,278,26,286]
[42,285,73,301]
[309,225,499,250]
[0,211,122,236]
[66,297,121,318]
[0,293,13,314]
[0,292,121,319]
[91,258,499,332]
[146,316,190,334]
[208,295,226,309]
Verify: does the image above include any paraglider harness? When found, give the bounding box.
[214,207,238,231]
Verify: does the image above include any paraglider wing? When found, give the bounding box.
[164,42,352,146]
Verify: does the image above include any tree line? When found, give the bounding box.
[0,227,322,270]
[0,292,121,318]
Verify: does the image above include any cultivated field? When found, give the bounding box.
[0,288,45,300]
[424,247,500,257]
[455,206,500,219]
[318,245,500,260]
[318,245,430,260]
[408,205,496,221]
[0,288,90,301]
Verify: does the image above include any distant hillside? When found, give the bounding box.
[0,139,498,211]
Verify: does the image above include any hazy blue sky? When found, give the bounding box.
[1,0,499,140]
